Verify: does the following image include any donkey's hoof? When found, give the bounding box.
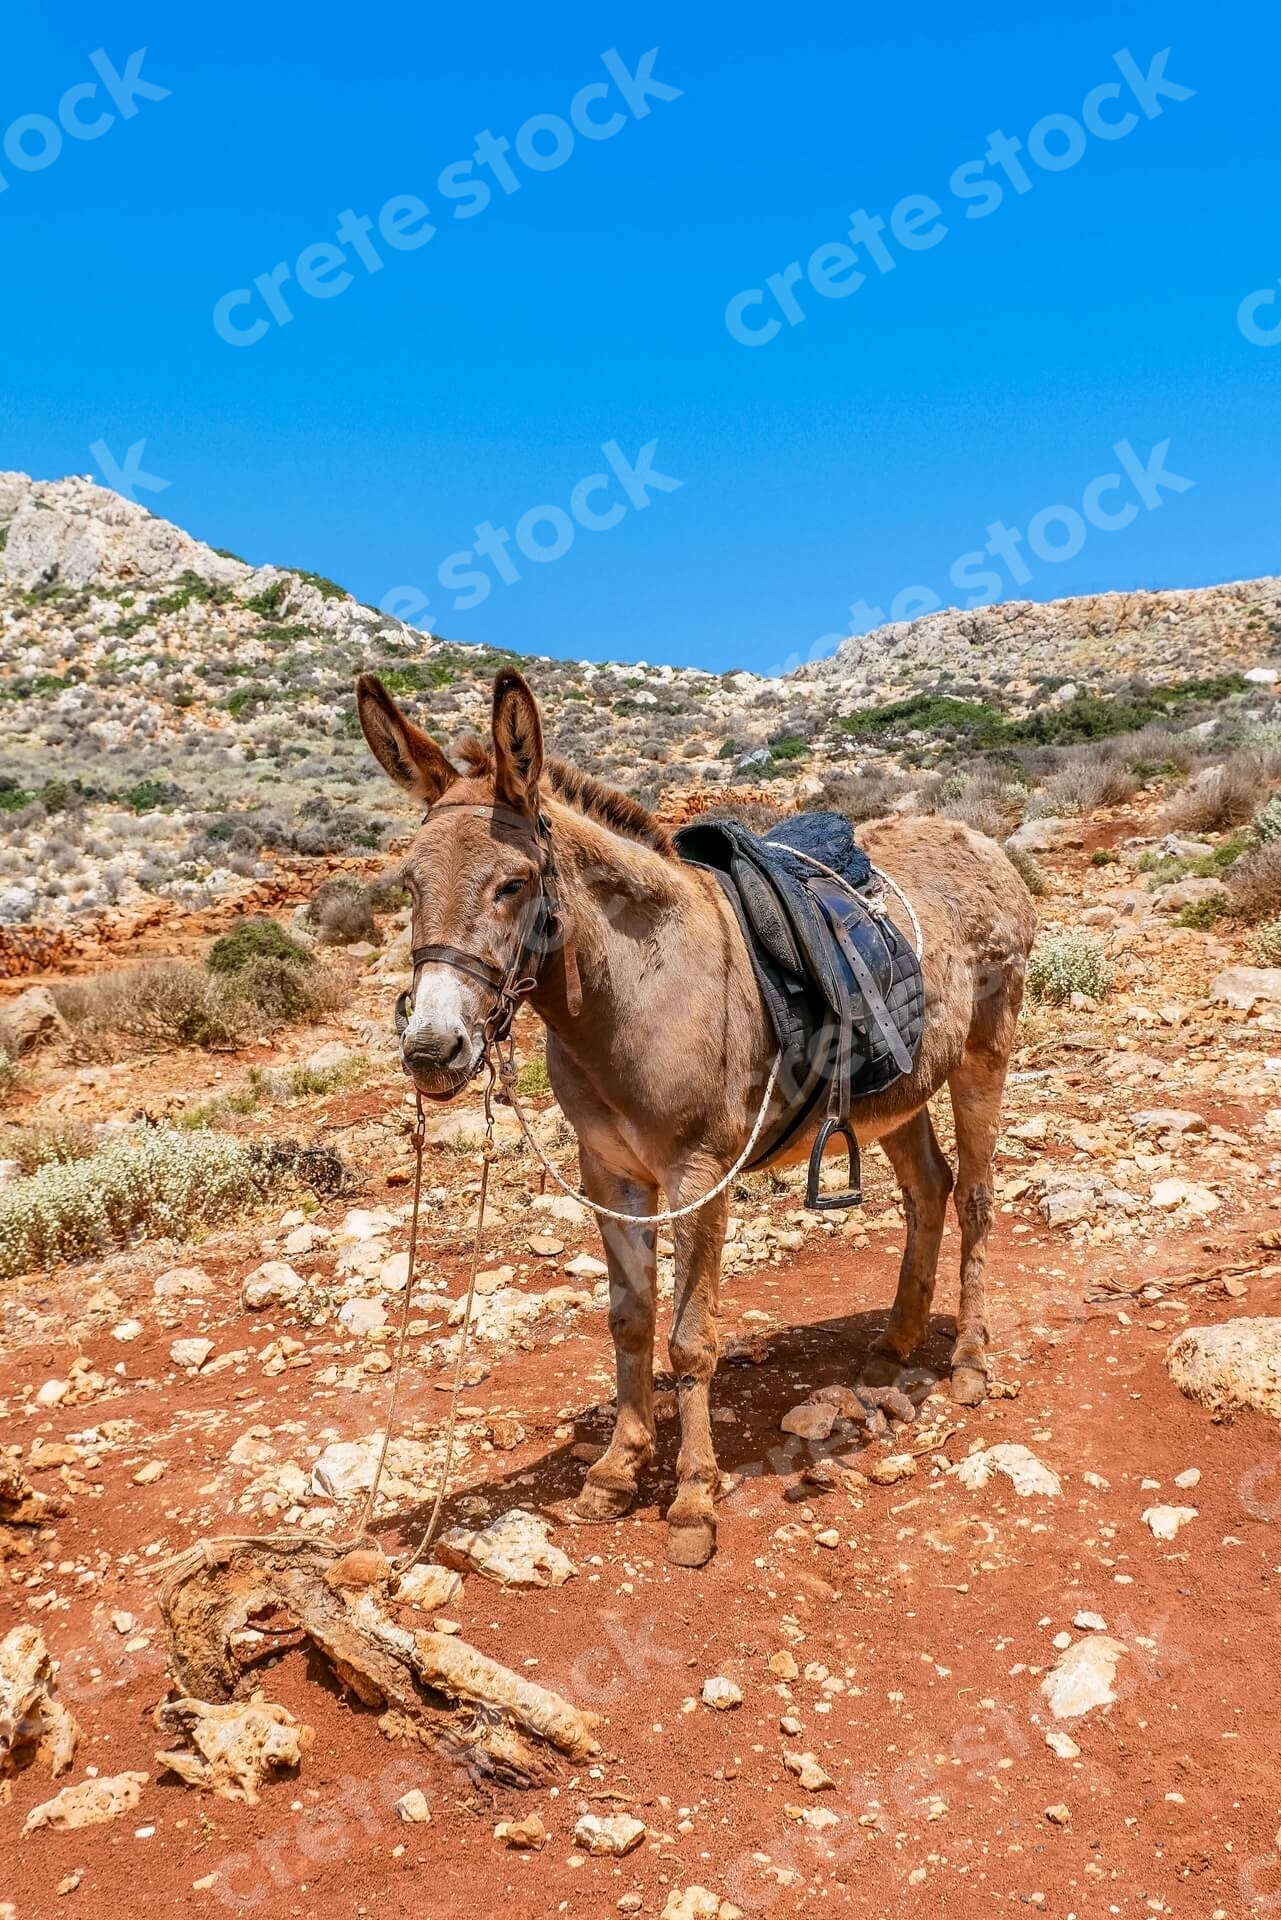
[666,1514,717,1568]
[950,1365,988,1407]
[573,1477,636,1523]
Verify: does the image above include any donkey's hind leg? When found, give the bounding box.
[860,1107,954,1386]
[946,1043,1012,1406]
[572,1146,658,1523]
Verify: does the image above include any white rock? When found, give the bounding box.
[241,1262,304,1310]
[391,1564,463,1612]
[111,1320,144,1342]
[435,1508,576,1588]
[338,1297,387,1334]
[1041,1636,1127,1719]
[1168,1318,1281,1422]
[283,1223,329,1256]
[169,1338,214,1371]
[1173,1467,1201,1489]
[563,1253,608,1280]
[1141,1505,1197,1541]
[574,1812,646,1856]
[1073,1610,1107,1631]
[953,1443,1061,1498]
[380,1251,411,1291]
[394,1789,431,1824]
[1045,1729,1081,1759]
[701,1676,743,1711]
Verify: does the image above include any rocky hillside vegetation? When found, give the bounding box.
[2,469,1280,958]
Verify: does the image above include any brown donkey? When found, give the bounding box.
[357,668,1037,1567]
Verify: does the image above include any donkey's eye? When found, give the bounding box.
[496,877,527,900]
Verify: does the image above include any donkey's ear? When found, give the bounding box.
[355,674,453,805]
[491,669,544,813]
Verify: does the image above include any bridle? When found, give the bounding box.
[394,799,582,1079]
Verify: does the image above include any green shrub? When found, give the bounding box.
[1176,895,1229,929]
[1025,930,1113,1005]
[53,944,340,1051]
[0,776,34,812]
[1090,848,1119,866]
[516,1052,551,1097]
[207,918,314,975]
[837,695,1007,750]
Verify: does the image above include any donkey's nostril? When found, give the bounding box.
[445,1031,471,1071]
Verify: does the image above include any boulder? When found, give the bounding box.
[1209,967,1281,1012]
[1,986,71,1055]
[1167,1318,1281,1422]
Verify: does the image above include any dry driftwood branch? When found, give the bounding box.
[157,1534,596,1787]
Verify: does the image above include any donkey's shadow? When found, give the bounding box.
[389,1305,959,1540]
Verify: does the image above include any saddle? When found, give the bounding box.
[672,810,925,1210]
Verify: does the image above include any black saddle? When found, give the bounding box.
[672,810,925,1210]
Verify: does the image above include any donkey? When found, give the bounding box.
[357,668,1037,1567]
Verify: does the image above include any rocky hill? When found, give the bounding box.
[1,469,1279,950]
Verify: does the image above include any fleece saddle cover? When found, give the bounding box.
[672,811,925,1172]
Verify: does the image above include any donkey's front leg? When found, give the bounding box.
[666,1182,731,1568]
[572,1145,659,1524]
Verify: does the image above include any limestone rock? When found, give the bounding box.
[241,1261,305,1309]
[0,1626,79,1777]
[954,1443,1061,1498]
[495,1812,548,1849]
[575,1811,646,1856]
[170,1337,214,1371]
[1167,1318,1281,1422]
[783,1749,835,1791]
[701,1675,743,1710]
[24,1770,148,1834]
[2,986,71,1054]
[1141,1504,1197,1541]
[394,1788,431,1824]
[435,1508,576,1589]
[1041,1636,1127,1719]
[391,1563,464,1613]
[154,1695,313,1804]
[1209,967,1281,1012]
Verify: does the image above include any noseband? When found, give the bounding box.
[395,801,582,1069]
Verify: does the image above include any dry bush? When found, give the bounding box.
[809,768,921,823]
[52,953,342,1052]
[306,876,377,946]
[1227,842,1281,924]
[1107,724,1202,777]
[1030,749,1138,818]
[1164,754,1267,833]
[937,762,1026,839]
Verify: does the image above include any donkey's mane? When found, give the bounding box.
[455,736,673,856]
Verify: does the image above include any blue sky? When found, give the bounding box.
[2,1,1277,672]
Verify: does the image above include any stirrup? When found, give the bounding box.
[805,1116,862,1211]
